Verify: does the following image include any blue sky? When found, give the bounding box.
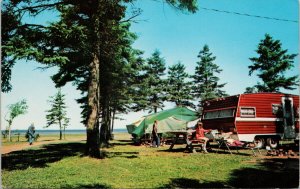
[1,0,299,130]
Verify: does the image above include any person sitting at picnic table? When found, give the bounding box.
[194,121,211,153]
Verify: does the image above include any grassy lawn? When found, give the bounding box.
[2,133,299,188]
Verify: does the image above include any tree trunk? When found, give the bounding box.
[85,52,101,158]
[100,122,107,147]
[8,122,12,142]
[85,0,102,158]
[100,99,109,147]
[59,120,62,140]
[106,105,111,141]
[111,109,116,140]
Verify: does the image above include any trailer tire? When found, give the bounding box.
[254,137,264,148]
[267,138,278,149]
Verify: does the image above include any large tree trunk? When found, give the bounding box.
[85,0,102,158]
[85,52,101,158]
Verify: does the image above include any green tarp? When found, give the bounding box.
[127,107,199,137]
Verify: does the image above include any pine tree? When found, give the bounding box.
[248,34,298,92]
[2,0,198,158]
[45,89,69,140]
[244,87,258,94]
[166,62,194,107]
[142,50,167,113]
[192,45,227,107]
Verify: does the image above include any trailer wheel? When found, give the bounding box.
[254,137,264,148]
[267,138,278,149]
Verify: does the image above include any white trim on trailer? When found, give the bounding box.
[236,117,283,121]
[236,117,300,122]
[238,133,283,142]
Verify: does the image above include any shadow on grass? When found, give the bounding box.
[228,158,299,188]
[158,158,299,188]
[61,183,111,189]
[101,151,139,159]
[159,146,253,156]
[115,139,132,143]
[212,149,254,156]
[2,142,85,171]
[110,142,131,146]
[157,178,226,188]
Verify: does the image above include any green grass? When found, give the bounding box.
[2,134,299,188]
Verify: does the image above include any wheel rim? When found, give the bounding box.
[267,138,278,148]
[254,138,264,148]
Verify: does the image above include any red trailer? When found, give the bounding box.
[202,93,299,148]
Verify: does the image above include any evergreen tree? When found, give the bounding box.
[142,50,167,113]
[5,99,28,142]
[2,0,198,158]
[166,62,194,107]
[192,45,227,107]
[45,89,69,140]
[248,34,298,92]
[244,87,258,94]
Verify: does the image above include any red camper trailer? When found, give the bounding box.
[202,93,299,148]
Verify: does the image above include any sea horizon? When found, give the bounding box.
[2,128,128,135]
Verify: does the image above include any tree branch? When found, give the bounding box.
[14,2,65,14]
[120,8,142,23]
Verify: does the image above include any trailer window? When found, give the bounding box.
[203,108,235,119]
[272,104,282,115]
[240,107,255,117]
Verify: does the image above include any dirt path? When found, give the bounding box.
[1,133,130,154]
[2,137,86,154]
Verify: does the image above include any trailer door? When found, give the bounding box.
[282,97,295,139]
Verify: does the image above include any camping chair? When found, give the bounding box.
[216,137,261,156]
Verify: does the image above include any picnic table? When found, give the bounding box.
[168,131,205,153]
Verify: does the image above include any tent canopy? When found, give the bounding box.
[127,107,199,137]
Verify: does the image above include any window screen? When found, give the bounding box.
[204,108,235,119]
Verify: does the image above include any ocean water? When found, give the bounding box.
[3,128,127,136]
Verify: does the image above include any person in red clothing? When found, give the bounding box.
[195,121,211,153]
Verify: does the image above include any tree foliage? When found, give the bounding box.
[192,45,227,107]
[244,86,258,94]
[45,89,69,140]
[140,50,167,113]
[1,0,198,157]
[5,99,28,141]
[1,1,22,92]
[166,62,194,107]
[248,34,298,92]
